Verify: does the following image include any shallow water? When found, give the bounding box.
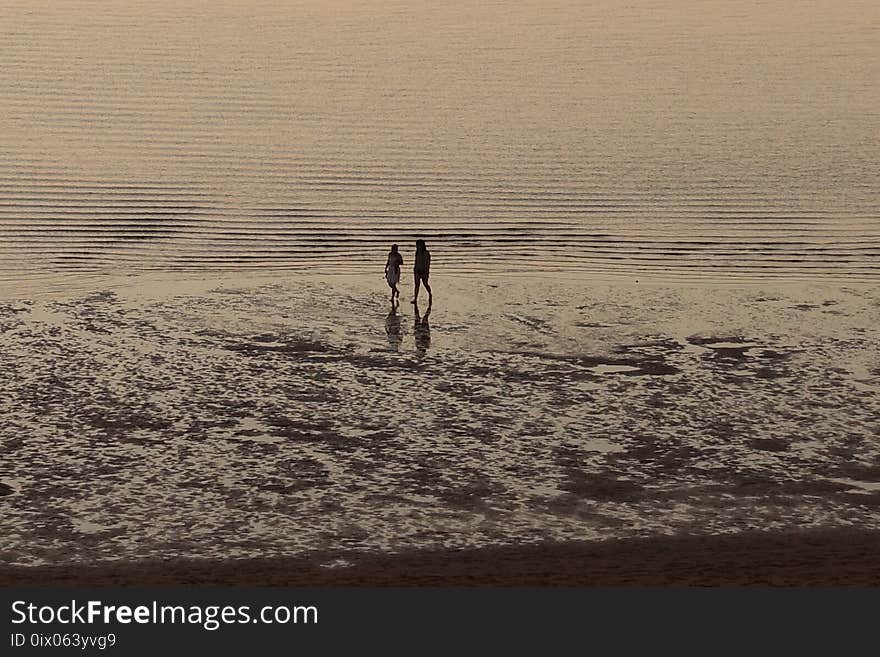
[0,275,878,565]
[1,0,878,289]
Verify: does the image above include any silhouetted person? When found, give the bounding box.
[411,239,432,304]
[384,244,403,304]
[414,301,431,356]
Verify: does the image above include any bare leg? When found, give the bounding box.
[424,280,432,302]
[411,272,420,303]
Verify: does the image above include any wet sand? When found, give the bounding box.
[0,272,878,582]
[2,528,879,586]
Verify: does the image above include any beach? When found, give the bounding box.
[1,272,878,584]
[1,0,879,602]
[2,528,879,586]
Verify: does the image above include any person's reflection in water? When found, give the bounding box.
[385,304,402,352]
[413,301,431,356]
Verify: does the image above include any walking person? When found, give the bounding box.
[411,239,432,304]
[385,244,403,304]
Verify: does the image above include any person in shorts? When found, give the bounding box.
[411,239,432,304]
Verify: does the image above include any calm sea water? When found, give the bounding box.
[1,0,877,288]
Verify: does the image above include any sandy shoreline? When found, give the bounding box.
[0,272,878,578]
[3,528,879,586]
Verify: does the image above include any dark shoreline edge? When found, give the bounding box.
[3,528,880,586]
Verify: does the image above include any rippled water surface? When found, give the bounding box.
[1,0,877,287]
